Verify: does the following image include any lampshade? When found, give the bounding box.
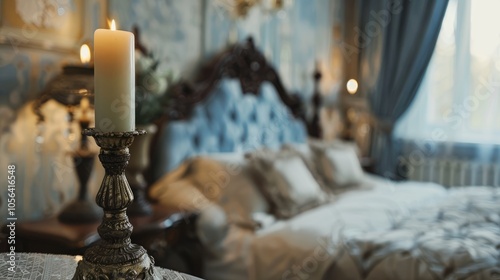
[33,64,94,121]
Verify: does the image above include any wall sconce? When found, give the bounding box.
[216,0,259,18]
[236,0,258,17]
[217,0,293,18]
[261,0,294,14]
[346,78,358,95]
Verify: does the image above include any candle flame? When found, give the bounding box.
[80,44,91,64]
[109,19,116,31]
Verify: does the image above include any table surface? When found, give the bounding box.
[2,205,203,277]
[15,204,182,249]
[0,253,202,280]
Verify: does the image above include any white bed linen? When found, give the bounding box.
[203,174,448,280]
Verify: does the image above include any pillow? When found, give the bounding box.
[309,138,361,158]
[183,156,269,229]
[281,143,332,194]
[282,143,314,162]
[196,203,229,256]
[309,140,364,188]
[248,149,329,219]
[149,160,209,211]
[150,178,212,212]
[149,162,231,256]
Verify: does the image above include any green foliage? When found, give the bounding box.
[134,50,173,125]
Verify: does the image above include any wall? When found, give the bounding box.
[0,0,337,221]
[204,0,336,94]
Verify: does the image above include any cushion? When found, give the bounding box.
[309,138,361,158]
[149,161,231,255]
[149,160,213,212]
[183,155,269,229]
[281,143,331,194]
[248,149,329,219]
[196,203,229,256]
[309,140,364,189]
[150,177,212,212]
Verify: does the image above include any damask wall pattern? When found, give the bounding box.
[109,0,203,79]
[204,0,335,95]
[0,0,336,221]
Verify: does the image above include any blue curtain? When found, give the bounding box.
[358,0,449,178]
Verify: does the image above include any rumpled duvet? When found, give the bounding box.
[247,179,500,280]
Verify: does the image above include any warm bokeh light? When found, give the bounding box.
[109,19,116,30]
[80,97,90,109]
[80,44,91,64]
[346,79,358,94]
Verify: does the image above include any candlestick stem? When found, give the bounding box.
[73,128,161,280]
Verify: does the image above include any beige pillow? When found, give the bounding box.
[248,149,329,219]
[149,175,229,256]
[149,160,212,211]
[309,140,364,188]
[184,156,269,229]
[150,178,213,212]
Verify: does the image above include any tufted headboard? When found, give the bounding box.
[150,38,308,181]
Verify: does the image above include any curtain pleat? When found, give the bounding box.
[358,0,449,178]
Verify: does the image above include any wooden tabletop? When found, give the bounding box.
[13,204,185,251]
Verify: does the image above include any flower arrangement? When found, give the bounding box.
[134,48,173,125]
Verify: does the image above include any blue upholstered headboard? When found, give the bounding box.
[151,78,307,180]
[149,38,315,181]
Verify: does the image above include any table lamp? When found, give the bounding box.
[33,44,102,224]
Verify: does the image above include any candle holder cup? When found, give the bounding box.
[73,128,161,280]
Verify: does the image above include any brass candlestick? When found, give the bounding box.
[73,128,161,280]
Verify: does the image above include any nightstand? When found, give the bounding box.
[1,205,203,277]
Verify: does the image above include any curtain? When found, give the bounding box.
[394,0,500,184]
[358,0,449,178]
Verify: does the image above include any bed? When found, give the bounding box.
[149,38,500,280]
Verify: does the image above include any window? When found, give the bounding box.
[396,0,500,145]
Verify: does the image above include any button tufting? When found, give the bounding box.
[229,110,237,121]
[193,134,200,148]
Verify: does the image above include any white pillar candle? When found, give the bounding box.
[94,20,135,132]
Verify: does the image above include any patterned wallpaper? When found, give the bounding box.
[204,0,335,94]
[109,0,203,79]
[0,0,337,221]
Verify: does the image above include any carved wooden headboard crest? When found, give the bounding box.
[165,37,305,122]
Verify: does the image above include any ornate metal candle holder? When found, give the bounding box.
[73,128,161,280]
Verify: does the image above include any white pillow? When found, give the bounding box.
[274,157,325,206]
[310,141,364,188]
[281,143,331,194]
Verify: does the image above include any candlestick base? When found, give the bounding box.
[72,129,161,280]
[58,153,102,224]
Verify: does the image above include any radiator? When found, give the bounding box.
[407,159,500,187]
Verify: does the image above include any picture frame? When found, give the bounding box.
[0,0,107,53]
